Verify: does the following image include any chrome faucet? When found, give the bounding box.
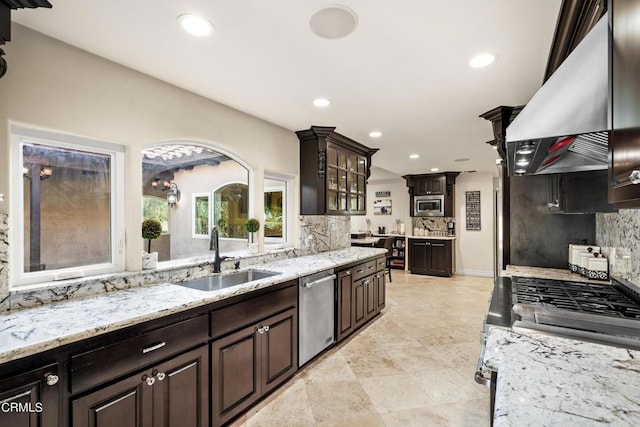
[210,226,228,273]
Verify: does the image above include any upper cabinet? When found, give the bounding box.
[403,173,458,217]
[609,0,640,207]
[297,126,378,215]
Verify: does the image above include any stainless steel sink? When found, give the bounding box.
[174,269,281,291]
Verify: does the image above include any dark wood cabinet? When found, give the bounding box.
[404,173,458,217]
[336,269,354,342]
[609,0,640,207]
[409,239,454,277]
[72,345,209,427]
[336,257,385,343]
[0,363,59,427]
[211,308,297,426]
[297,126,378,215]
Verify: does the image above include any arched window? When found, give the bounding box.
[214,183,249,239]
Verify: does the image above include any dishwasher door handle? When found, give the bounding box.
[302,274,337,288]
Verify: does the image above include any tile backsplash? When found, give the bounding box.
[0,213,8,297]
[412,217,454,233]
[596,209,640,285]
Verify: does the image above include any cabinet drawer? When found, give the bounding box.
[71,314,208,395]
[210,284,297,339]
[376,257,386,272]
[350,262,368,281]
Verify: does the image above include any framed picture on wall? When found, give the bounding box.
[465,191,481,230]
[373,199,392,215]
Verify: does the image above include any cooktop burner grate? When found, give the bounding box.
[512,276,640,319]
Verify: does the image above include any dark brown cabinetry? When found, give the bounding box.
[404,173,458,217]
[297,126,378,215]
[210,284,298,426]
[609,0,640,207]
[409,239,454,277]
[336,256,385,343]
[72,345,209,427]
[0,363,59,427]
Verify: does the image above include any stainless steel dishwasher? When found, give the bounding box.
[298,269,336,367]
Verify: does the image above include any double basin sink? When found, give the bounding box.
[174,269,282,292]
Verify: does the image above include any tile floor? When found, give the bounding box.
[231,270,494,426]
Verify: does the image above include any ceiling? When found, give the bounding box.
[11,0,562,177]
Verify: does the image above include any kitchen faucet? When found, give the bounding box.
[210,226,228,273]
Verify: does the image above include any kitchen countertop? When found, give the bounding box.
[483,327,640,426]
[406,235,456,240]
[0,247,385,365]
[503,265,611,284]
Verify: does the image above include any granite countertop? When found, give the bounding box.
[0,247,385,365]
[406,235,456,240]
[503,265,611,284]
[483,327,640,426]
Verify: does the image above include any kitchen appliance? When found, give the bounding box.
[505,13,609,176]
[378,226,386,234]
[413,194,444,217]
[298,269,336,367]
[447,221,455,236]
[476,275,640,386]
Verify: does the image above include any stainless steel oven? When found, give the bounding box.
[413,195,444,216]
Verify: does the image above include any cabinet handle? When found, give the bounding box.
[142,342,166,354]
[156,372,166,381]
[45,374,59,386]
[630,170,640,184]
[141,374,155,386]
[345,271,352,276]
[257,326,265,334]
[263,325,270,332]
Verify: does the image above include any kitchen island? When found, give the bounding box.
[483,326,640,426]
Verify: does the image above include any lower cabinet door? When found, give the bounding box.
[409,240,429,274]
[0,363,59,427]
[72,371,152,427]
[427,241,452,277]
[211,324,261,426]
[260,308,298,395]
[375,272,386,312]
[365,277,376,320]
[154,346,209,427]
[336,270,354,342]
[352,278,366,329]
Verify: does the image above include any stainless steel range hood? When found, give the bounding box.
[505,13,609,176]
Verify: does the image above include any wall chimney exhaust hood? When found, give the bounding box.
[505,13,609,176]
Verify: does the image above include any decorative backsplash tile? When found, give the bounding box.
[0,213,8,298]
[412,217,454,233]
[596,210,640,285]
[299,215,351,253]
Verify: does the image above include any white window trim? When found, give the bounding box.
[10,126,125,288]
[192,192,211,239]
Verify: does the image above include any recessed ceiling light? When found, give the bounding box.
[309,5,358,39]
[515,169,527,174]
[313,98,331,107]
[409,154,420,159]
[430,168,439,172]
[469,52,497,68]
[369,131,382,138]
[516,144,536,155]
[178,14,214,37]
[516,159,530,167]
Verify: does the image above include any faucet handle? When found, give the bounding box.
[234,261,240,270]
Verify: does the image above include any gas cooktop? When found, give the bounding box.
[512,276,640,320]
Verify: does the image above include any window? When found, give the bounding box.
[264,178,286,243]
[214,183,249,239]
[142,196,169,233]
[11,126,124,286]
[192,193,210,238]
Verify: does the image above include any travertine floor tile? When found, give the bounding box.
[238,271,493,426]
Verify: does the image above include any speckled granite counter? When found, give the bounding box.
[0,247,384,365]
[503,265,611,285]
[483,327,640,426]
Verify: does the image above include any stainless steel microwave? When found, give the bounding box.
[413,195,444,216]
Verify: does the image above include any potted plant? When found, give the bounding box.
[245,218,260,254]
[142,218,162,269]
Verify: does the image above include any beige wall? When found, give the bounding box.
[0,25,299,270]
[454,172,494,276]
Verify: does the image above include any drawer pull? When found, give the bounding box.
[141,374,155,386]
[157,372,166,381]
[142,342,166,354]
[45,374,59,386]
[345,271,352,276]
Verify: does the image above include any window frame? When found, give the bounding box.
[10,126,125,288]
[212,181,249,242]
[264,173,293,248]
[192,192,211,239]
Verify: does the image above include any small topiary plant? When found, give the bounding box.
[142,218,162,253]
[245,218,260,243]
